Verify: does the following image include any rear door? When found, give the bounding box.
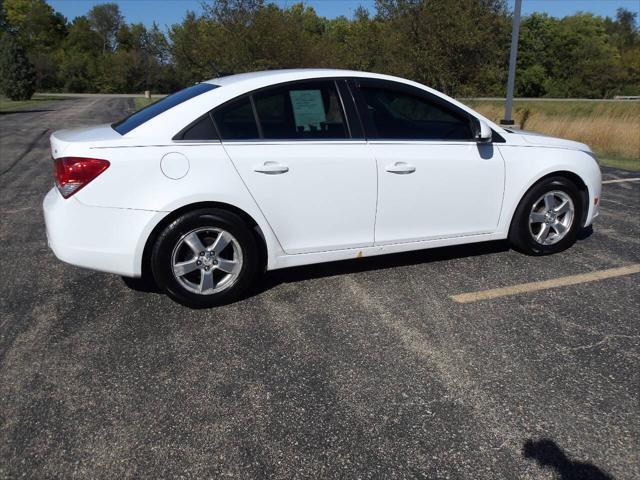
[351,79,505,244]
[216,79,377,255]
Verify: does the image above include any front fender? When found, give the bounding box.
[497,146,601,234]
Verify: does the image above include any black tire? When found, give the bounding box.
[508,176,583,255]
[151,208,259,308]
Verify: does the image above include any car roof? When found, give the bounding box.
[205,68,399,87]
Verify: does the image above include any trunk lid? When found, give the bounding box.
[50,124,121,158]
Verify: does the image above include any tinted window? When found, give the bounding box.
[212,98,259,140]
[178,114,218,140]
[254,81,348,139]
[359,86,472,140]
[112,83,217,135]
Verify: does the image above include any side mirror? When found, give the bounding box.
[474,119,493,143]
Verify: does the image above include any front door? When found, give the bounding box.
[352,80,505,244]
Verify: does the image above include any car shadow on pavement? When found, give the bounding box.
[254,239,512,295]
[251,225,592,297]
[522,438,613,480]
[121,274,162,293]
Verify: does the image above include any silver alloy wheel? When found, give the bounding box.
[528,190,575,246]
[171,227,243,295]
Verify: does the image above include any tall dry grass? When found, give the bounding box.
[468,101,640,162]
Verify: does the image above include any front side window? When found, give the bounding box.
[112,83,218,135]
[359,85,472,140]
[253,81,348,139]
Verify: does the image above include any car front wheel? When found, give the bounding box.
[509,176,583,255]
[151,208,259,307]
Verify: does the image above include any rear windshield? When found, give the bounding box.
[112,83,218,135]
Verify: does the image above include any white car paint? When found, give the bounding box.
[43,68,601,278]
[370,141,505,244]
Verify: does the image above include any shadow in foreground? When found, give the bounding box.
[523,439,614,480]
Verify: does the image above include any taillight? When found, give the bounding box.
[53,157,110,198]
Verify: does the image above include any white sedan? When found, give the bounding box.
[43,69,601,307]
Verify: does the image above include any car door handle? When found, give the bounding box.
[385,162,416,174]
[253,161,289,174]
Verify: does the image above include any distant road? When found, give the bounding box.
[34,92,168,98]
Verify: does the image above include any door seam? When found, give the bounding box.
[219,142,287,254]
[366,140,380,245]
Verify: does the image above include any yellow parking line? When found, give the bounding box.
[450,264,640,303]
[602,177,640,184]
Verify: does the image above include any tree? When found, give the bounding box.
[4,0,66,50]
[0,0,10,33]
[250,3,329,69]
[57,16,103,92]
[3,0,66,90]
[516,13,558,97]
[0,32,35,99]
[109,22,170,92]
[517,64,547,97]
[87,2,123,53]
[329,7,389,73]
[373,0,509,96]
[169,1,265,83]
[605,8,639,51]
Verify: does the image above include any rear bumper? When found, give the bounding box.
[43,188,161,277]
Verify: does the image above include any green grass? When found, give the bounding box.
[598,156,640,172]
[0,95,71,112]
[134,97,156,110]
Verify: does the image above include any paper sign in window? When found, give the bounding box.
[289,90,326,132]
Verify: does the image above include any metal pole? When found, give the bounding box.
[502,0,522,125]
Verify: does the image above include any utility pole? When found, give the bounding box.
[501,0,522,126]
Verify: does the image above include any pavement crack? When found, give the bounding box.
[1,205,37,214]
[569,334,640,351]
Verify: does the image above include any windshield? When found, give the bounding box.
[112,83,218,135]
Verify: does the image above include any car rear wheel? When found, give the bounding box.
[509,176,582,255]
[151,208,259,307]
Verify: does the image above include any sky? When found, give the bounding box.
[48,0,640,30]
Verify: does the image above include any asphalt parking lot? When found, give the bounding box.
[1,98,638,479]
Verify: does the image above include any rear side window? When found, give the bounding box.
[359,86,472,140]
[176,114,218,141]
[212,98,259,140]
[253,81,348,139]
[112,83,218,135]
